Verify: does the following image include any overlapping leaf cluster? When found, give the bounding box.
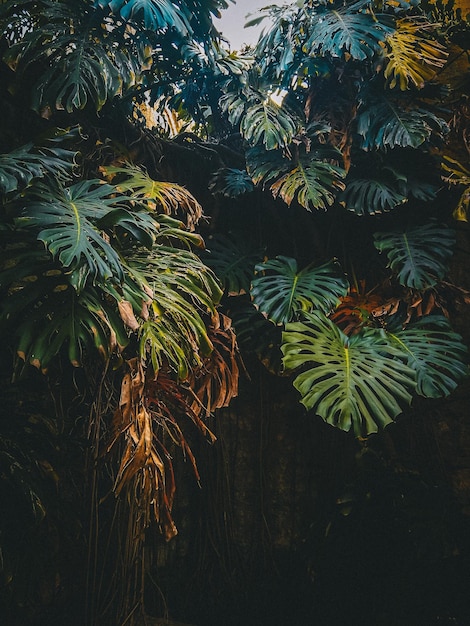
[205,0,469,437]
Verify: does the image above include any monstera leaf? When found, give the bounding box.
[281,311,416,436]
[100,164,203,230]
[356,96,449,150]
[384,17,448,90]
[251,256,349,325]
[304,1,394,61]
[3,1,136,113]
[203,233,264,296]
[373,222,456,289]
[388,316,468,398]
[95,0,190,33]
[240,100,298,150]
[0,141,75,194]
[247,146,346,211]
[340,172,408,215]
[8,284,128,369]
[208,168,255,197]
[127,247,222,378]
[18,179,130,284]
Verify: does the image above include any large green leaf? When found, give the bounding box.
[356,96,449,150]
[0,140,75,194]
[3,280,128,369]
[18,179,130,284]
[247,146,346,211]
[304,1,394,61]
[373,222,456,289]
[95,0,190,33]
[281,311,416,437]
[251,256,349,325]
[208,168,255,198]
[100,164,203,230]
[128,247,222,378]
[240,100,298,150]
[340,173,408,215]
[3,1,136,113]
[388,316,468,398]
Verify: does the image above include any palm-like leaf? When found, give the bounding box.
[282,311,416,437]
[304,1,394,61]
[388,316,468,398]
[373,222,456,289]
[3,1,137,113]
[203,233,263,296]
[251,256,349,325]
[340,172,408,215]
[247,146,346,211]
[1,270,128,368]
[384,17,448,90]
[129,247,222,379]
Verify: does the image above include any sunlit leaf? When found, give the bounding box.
[384,17,448,90]
[251,256,349,325]
[247,146,346,211]
[282,311,416,437]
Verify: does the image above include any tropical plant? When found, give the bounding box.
[0,1,243,624]
[1,0,469,623]
[201,0,469,438]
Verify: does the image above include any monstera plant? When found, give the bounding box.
[0,1,244,623]
[205,0,469,436]
[0,0,469,623]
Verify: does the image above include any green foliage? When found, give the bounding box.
[356,95,449,150]
[388,316,468,398]
[133,247,222,378]
[340,171,408,215]
[303,1,395,61]
[19,179,129,284]
[247,145,346,211]
[203,233,263,296]
[373,222,456,289]
[251,256,349,325]
[241,100,298,150]
[209,167,255,197]
[0,139,75,194]
[95,0,191,32]
[282,311,416,437]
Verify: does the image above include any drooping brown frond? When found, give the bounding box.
[109,358,178,541]
[145,371,217,482]
[185,314,242,417]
